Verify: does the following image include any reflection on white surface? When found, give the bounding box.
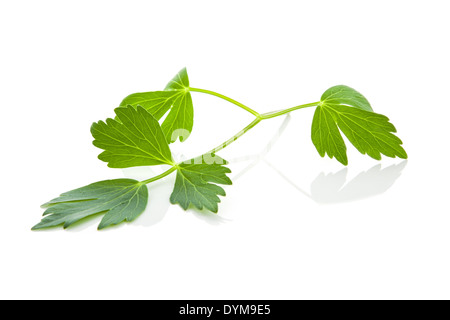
[266,160,408,204]
[115,113,407,228]
[191,210,231,225]
[229,114,292,181]
[227,115,408,204]
[310,161,407,204]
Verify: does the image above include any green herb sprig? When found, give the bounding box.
[33,68,407,230]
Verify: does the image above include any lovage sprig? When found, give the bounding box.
[33,68,407,230]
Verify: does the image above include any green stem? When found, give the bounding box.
[139,93,318,185]
[138,117,260,185]
[140,166,177,185]
[200,99,318,156]
[206,118,262,155]
[260,102,319,119]
[189,87,261,117]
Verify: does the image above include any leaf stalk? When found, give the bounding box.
[140,166,178,185]
[189,87,261,117]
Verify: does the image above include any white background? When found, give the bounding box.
[1,0,449,300]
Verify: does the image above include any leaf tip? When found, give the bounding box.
[398,148,408,159]
[335,154,349,166]
[97,224,106,230]
[90,121,99,135]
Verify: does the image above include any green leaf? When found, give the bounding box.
[32,179,148,230]
[311,105,348,165]
[160,91,193,144]
[328,105,407,160]
[170,155,232,213]
[311,85,407,165]
[119,91,177,120]
[321,85,373,112]
[165,67,190,91]
[91,105,173,168]
[119,68,194,144]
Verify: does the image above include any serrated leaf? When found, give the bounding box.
[329,105,407,160]
[311,105,348,165]
[91,105,173,168]
[119,68,194,144]
[32,179,148,230]
[312,85,407,165]
[170,155,232,213]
